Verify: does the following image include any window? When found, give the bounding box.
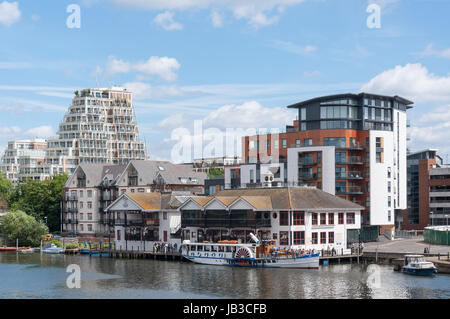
[312,232,318,244]
[279,232,289,246]
[88,224,92,232]
[320,232,327,244]
[88,213,92,221]
[328,232,334,244]
[304,139,312,146]
[376,137,382,148]
[80,202,83,209]
[87,202,92,209]
[328,213,334,225]
[87,190,92,198]
[293,211,305,225]
[282,139,287,149]
[300,108,306,121]
[324,137,346,148]
[388,181,391,193]
[163,212,167,220]
[388,211,391,222]
[388,196,391,207]
[338,213,344,224]
[312,213,318,225]
[335,152,346,164]
[376,152,382,163]
[250,170,254,183]
[79,190,83,197]
[346,212,355,224]
[280,211,289,226]
[296,139,301,148]
[293,231,305,245]
[387,167,391,178]
[320,213,327,225]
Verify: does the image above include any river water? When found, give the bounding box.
[0,252,448,299]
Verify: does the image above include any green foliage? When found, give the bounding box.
[65,243,79,249]
[0,210,48,247]
[8,174,68,232]
[0,174,13,202]
[207,168,224,179]
[46,239,63,248]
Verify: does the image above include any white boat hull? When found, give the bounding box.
[182,254,320,269]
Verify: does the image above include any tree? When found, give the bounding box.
[207,167,224,179]
[0,174,13,203]
[0,210,48,247]
[9,174,68,232]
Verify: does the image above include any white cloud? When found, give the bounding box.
[0,1,21,27]
[211,11,223,28]
[269,40,317,55]
[421,43,450,59]
[109,0,305,28]
[202,101,295,130]
[123,81,185,100]
[153,11,183,30]
[24,125,55,138]
[157,113,186,129]
[105,56,131,76]
[106,56,180,81]
[0,126,21,135]
[361,63,450,103]
[134,56,180,82]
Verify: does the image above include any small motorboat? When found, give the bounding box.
[0,247,16,252]
[402,255,438,276]
[17,247,34,253]
[42,243,64,254]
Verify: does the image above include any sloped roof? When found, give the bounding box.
[214,187,363,210]
[239,196,273,210]
[126,192,162,210]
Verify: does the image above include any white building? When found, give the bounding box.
[179,187,362,251]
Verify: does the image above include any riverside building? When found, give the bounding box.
[236,93,411,237]
[179,187,363,251]
[61,160,207,237]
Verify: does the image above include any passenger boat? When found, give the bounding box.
[42,244,64,254]
[401,255,438,276]
[181,233,319,269]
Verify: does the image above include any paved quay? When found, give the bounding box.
[364,236,450,255]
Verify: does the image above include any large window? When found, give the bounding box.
[293,211,305,225]
[293,231,305,245]
[328,213,334,225]
[346,212,355,224]
[312,232,318,244]
[280,211,289,226]
[328,232,334,244]
[279,232,289,246]
[335,152,346,164]
[320,232,327,244]
[320,213,327,225]
[338,213,344,224]
[320,106,348,119]
[312,213,318,225]
[324,137,346,148]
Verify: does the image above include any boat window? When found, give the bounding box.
[226,246,232,253]
[218,246,224,252]
[204,246,211,252]
[197,245,203,251]
[190,245,196,252]
[211,246,217,252]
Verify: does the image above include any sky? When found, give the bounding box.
[1,0,450,163]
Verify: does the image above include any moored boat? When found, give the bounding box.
[181,233,319,269]
[17,247,34,253]
[42,244,64,254]
[0,247,17,252]
[401,255,438,276]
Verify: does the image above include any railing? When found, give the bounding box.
[298,159,319,166]
[336,171,364,179]
[336,186,365,194]
[289,142,366,150]
[182,218,271,228]
[299,173,317,181]
[336,156,365,165]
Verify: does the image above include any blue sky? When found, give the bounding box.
[1,0,450,162]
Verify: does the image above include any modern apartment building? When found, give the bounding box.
[46,86,146,175]
[239,93,411,234]
[401,149,443,230]
[179,187,363,251]
[428,166,450,226]
[61,160,207,237]
[0,139,55,182]
[1,87,147,182]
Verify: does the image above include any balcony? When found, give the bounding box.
[336,156,365,165]
[298,159,319,166]
[336,171,364,180]
[63,219,78,224]
[336,186,365,195]
[298,173,317,181]
[145,218,160,226]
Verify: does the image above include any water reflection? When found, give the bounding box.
[0,253,449,299]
